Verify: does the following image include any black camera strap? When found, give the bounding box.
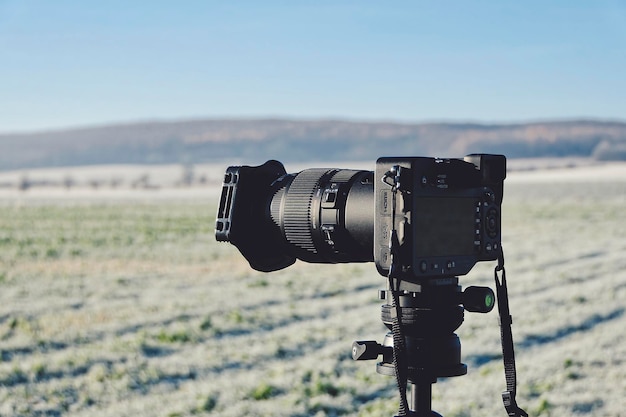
[385,165,410,416]
[494,249,528,417]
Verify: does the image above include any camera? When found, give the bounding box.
[215,154,505,279]
[215,154,527,417]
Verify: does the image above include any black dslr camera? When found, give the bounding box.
[215,154,526,417]
[215,154,505,280]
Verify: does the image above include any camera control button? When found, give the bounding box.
[447,261,456,270]
[420,260,428,272]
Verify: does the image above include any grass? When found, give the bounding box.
[0,178,625,416]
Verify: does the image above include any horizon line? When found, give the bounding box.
[2,115,626,136]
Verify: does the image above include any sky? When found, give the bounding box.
[1,0,625,133]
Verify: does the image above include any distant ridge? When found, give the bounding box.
[1,118,625,170]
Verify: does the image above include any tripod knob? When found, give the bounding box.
[352,340,383,360]
[463,286,495,313]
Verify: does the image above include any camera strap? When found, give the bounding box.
[385,165,410,416]
[494,249,528,417]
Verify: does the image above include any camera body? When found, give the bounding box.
[215,154,505,280]
[374,154,505,279]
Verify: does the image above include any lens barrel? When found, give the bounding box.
[269,168,374,265]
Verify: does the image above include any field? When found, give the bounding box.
[0,163,625,416]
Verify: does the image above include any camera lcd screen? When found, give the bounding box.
[413,197,477,257]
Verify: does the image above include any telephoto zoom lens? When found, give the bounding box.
[268,168,375,265]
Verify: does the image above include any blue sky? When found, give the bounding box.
[1,1,625,133]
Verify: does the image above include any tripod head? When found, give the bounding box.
[352,277,495,416]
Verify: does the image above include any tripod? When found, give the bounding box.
[352,276,495,416]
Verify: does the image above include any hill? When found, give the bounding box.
[1,118,626,170]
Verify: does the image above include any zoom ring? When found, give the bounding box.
[282,169,334,254]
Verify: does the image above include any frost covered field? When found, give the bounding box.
[0,163,625,417]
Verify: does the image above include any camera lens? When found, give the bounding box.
[269,168,374,264]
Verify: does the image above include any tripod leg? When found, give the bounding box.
[407,382,443,417]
